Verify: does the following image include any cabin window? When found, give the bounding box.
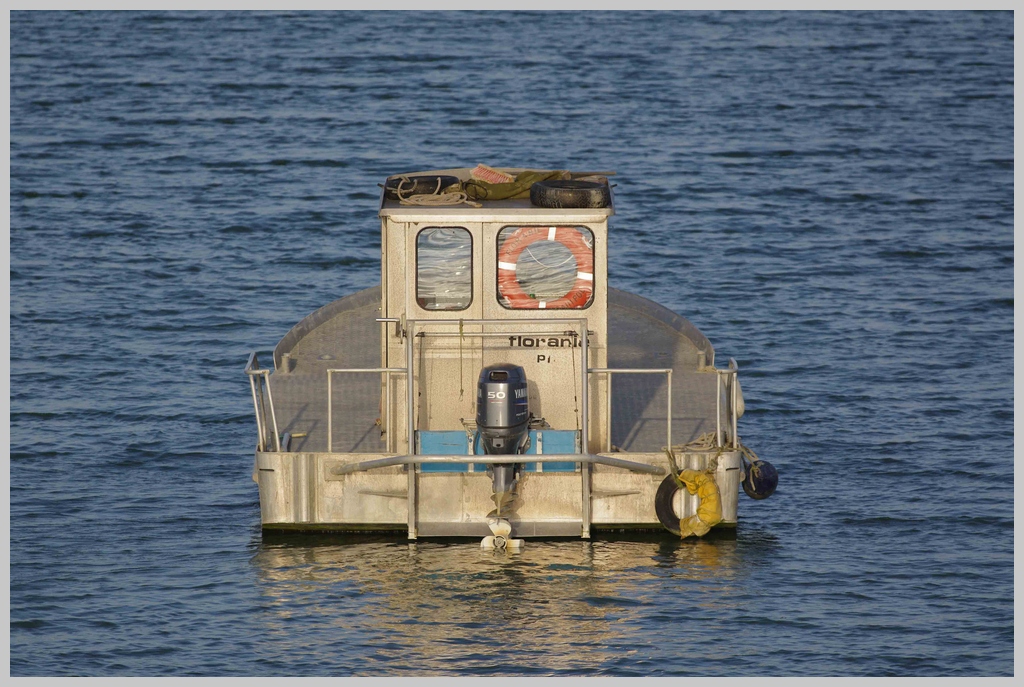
[416,226,473,311]
[496,225,595,310]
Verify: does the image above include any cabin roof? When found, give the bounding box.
[379,167,615,220]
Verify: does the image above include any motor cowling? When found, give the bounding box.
[476,364,529,455]
[477,364,530,507]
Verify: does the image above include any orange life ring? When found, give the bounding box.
[497,226,594,309]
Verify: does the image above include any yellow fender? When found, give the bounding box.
[675,469,723,539]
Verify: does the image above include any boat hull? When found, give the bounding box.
[253,449,742,537]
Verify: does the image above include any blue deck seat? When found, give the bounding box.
[417,430,580,472]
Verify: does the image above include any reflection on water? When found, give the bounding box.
[249,533,770,674]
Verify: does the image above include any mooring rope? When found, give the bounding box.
[664,431,726,479]
[395,175,482,208]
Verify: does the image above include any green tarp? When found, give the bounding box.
[463,170,570,201]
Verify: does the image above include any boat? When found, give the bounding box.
[244,166,777,546]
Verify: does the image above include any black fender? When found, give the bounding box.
[742,459,778,500]
[655,474,682,535]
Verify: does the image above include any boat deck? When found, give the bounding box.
[266,286,720,455]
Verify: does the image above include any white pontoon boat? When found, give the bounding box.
[245,167,777,545]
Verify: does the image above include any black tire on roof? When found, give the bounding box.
[530,179,611,209]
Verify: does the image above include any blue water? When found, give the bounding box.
[10,11,1013,676]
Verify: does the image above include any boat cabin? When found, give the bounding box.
[378,167,614,457]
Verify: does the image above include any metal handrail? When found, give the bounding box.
[250,333,739,460]
[403,317,591,454]
[403,317,591,540]
[410,317,594,325]
[329,453,665,476]
[244,352,280,452]
[714,360,740,449]
[587,368,672,454]
[327,367,408,453]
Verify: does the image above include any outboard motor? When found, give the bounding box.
[476,364,530,507]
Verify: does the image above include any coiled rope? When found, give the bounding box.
[663,431,761,479]
[664,432,721,477]
[395,176,482,208]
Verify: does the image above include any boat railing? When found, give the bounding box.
[386,318,593,539]
[587,368,672,452]
[251,326,740,456]
[402,316,593,455]
[245,352,280,452]
[399,319,687,458]
[329,453,665,476]
[327,367,409,453]
[715,358,740,449]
